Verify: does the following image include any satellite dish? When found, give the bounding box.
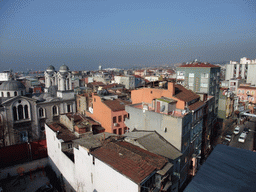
[160,105,165,112]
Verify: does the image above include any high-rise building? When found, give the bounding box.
[225,57,256,84]
[176,62,220,118]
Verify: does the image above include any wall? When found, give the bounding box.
[74,146,139,192]
[125,105,184,151]
[0,158,48,180]
[87,95,112,133]
[45,124,76,191]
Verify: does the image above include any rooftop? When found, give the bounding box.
[124,130,182,160]
[47,122,78,142]
[184,145,256,192]
[174,84,200,102]
[91,140,168,184]
[178,62,220,68]
[103,98,131,111]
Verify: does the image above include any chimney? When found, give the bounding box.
[71,117,75,132]
[168,82,175,96]
[203,94,208,102]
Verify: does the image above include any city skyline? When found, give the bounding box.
[1,0,256,72]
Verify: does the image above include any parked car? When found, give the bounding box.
[233,126,240,135]
[238,132,247,143]
[225,134,232,142]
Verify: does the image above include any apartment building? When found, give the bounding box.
[45,122,173,192]
[225,57,256,85]
[126,82,204,187]
[86,91,131,135]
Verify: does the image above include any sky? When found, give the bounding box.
[0,0,256,72]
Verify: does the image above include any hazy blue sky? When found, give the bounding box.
[0,0,255,71]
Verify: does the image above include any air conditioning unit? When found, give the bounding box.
[114,123,118,127]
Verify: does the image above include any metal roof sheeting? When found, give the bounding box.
[184,145,256,192]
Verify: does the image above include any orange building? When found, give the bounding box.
[237,85,256,113]
[131,82,200,111]
[86,93,131,135]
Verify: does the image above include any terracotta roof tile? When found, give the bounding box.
[47,122,78,142]
[179,63,220,68]
[174,84,200,102]
[188,101,205,111]
[103,99,131,111]
[91,141,167,184]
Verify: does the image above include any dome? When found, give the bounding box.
[46,65,55,72]
[59,65,69,72]
[0,80,26,91]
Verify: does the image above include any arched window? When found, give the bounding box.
[18,105,24,120]
[7,92,10,97]
[52,105,57,115]
[24,105,29,119]
[39,108,44,117]
[13,106,17,121]
[14,91,17,96]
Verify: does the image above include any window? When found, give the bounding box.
[124,127,128,133]
[39,108,44,117]
[21,91,23,96]
[13,107,17,121]
[93,156,95,165]
[113,129,117,134]
[124,114,127,120]
[52,105,58,116]
[67,104,71,113]
[7,92,10,97]
[14,91,17,96]
[201,73,209,78]
[18,105,24,120]
[94,98,96,102]
[24,105,29,119]
[68,143,72,149]
[113,116,117,123]
[118,115,122,122]
[246,90,250,94]
[189,73,194,77]
[118,128,122,135]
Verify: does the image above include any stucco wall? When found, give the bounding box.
[75,146,139,192]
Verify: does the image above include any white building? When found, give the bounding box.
[225,57,256,85]
[114,75,135,89]
[46,122,172,192]
[0,65,76,147]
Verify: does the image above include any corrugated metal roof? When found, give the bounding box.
[184,145,256,192]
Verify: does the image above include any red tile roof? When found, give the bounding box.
[103,99,131,111]
[91,141,167,184]
[188,101,205,111]
[174,84,200,102]
[89,82,105,86]
[179,63,220,68]
[47,122,78,142]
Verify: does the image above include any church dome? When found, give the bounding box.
[59,65,69,72]
[0,80,26,91]
[46,65,55,72]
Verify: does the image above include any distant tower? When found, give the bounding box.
[99,65,102,71]
[44,65,56,93]
[57,64,72,91]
